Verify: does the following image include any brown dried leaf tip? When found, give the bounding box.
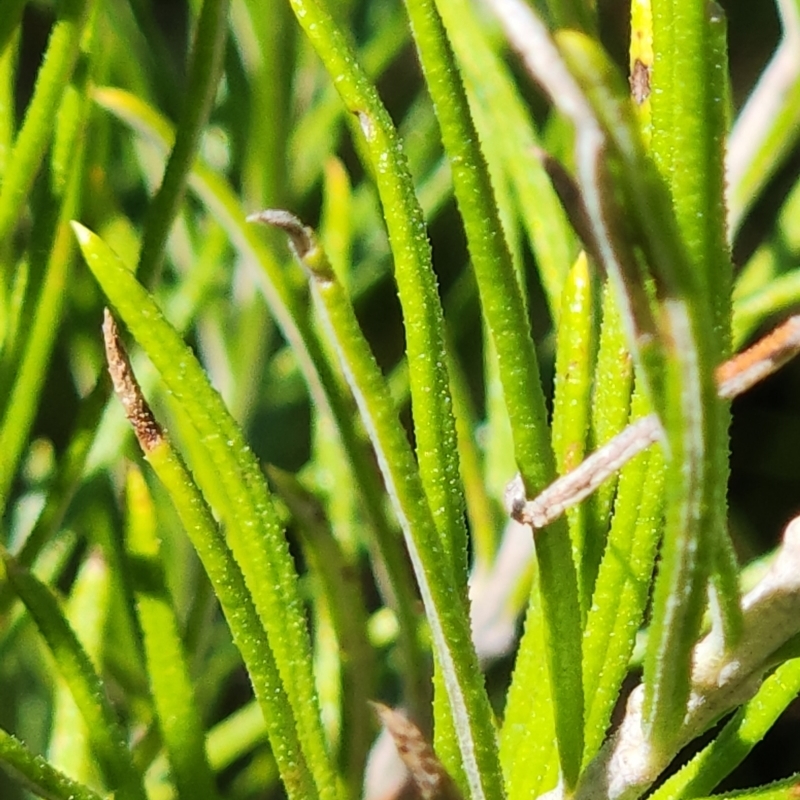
[371,703,463,800]
[246,208,314,258]
[102,309,162,452]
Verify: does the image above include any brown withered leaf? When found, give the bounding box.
[371,703,463,800]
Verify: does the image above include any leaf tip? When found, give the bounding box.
[247,208,313,256]
[248,208,335,282]
[371,702,463,800]
[102,309,163,452]
[70,220,92,246]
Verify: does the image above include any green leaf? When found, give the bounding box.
[0,220,75,514]
[693,776,800,800]
[48,550,110,784]
[448,351,499,571]
[643,0,737,743]
[136,0,230,285]
[0,729,105,800]
[285,1,467,578]
[100,308,320,800]
[0,0,94,246]
[125,465,222,800]
[0,9,97,515]
[402,0,584,784]
[499,582,559,800]
[267,466,376,799]
[92,86,429,721]
[436,0,575,318]
[0,549,147,800]
[551,253,597,615]
[285,0,476,779]
[582,388,664,763]
[256,210,504,800]
[649,658,800,800]
[71,223,339,800]
[584,284,634,552]
[288,3,411,196]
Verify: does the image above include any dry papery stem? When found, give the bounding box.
[506,315,800,529]
[548,514,800,800]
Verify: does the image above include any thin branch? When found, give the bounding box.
[506,315,800,529]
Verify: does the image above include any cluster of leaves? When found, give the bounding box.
[2,1,800,800]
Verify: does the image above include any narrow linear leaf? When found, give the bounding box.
[100,309,320,800]
[585,284,634,544]
[0,550,147,800]
[136,0,231,285]
[0,729,105,800]
[691,777,800,800]
[498,576,558,800]
[126,466,222,800]
[234,0,293,207]
[652,7,735,643]
[403,0,584,783]
[48,551,110,784]
[254,210,504,800]
[0,17,97,513]
[0,0,94,245]
[649,658,800,800]
[436,0,575,317]
[644,0,736,742]
[582,401,664,762]
[0,219,76,513]
[288,3,411,196]
[316,162,430,725]
[551,253,597,615]
[92,94,425,710]
[268,466,376,798]
[641,299,708,747]
[72,224,338,800]
[447,351,498,571]
[285,1,473,781]
[285,0,467,581]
